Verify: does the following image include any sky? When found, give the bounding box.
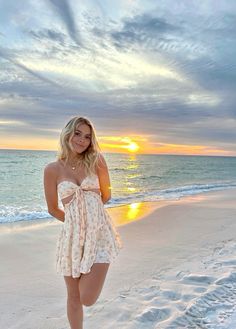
[0,0,236,155]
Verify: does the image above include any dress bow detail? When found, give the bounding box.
[75,186,87,248]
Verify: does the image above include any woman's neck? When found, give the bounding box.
[66,154,84,168]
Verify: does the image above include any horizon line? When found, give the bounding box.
[0,148,236,158]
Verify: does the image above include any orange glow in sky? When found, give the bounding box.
[99,137,235,156]
[0,135,235,156]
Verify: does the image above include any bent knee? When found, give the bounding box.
[80,293,97,307]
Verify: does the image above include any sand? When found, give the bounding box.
[0,189,236,329]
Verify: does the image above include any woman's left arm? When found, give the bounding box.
[97,154,111,204]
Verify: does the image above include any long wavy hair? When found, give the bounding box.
[57,116,102,176]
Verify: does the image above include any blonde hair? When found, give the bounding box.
[57,116,102,175]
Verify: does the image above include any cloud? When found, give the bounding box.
[47,0,83,47]
[0,0,236,154]
[27,28,66,45]
[91,13,183,53]
[0,47,59,86]
[114,13,180,38]
[0,119,26,126]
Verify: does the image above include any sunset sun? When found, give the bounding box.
[127,142,139,153]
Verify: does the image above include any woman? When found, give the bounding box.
[44,116,122,329]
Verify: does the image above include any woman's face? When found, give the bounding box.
[70,123,91,154]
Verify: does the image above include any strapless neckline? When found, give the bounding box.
[57,177,88,188]
[57,173,100,188]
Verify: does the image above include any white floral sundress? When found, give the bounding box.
[56,173,122,278]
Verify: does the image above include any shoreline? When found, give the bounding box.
[1,187,236,233]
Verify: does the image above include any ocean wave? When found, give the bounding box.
[106,181,236,207]
[0,205,51,223]
[1,182,236,223]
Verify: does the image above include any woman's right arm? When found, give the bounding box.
[43,163,65,222]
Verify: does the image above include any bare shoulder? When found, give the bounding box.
[44,161,60,177]
[97,153,108,171]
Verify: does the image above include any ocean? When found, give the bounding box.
[1,149,236,223]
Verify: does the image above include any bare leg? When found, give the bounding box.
[79,263,110,306]
[64,276,83,329]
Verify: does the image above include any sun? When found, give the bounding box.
[128,142,139,152]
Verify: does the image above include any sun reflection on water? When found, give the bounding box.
[127,187,136,192]
[127,203,141,220]
[107,201,165,226]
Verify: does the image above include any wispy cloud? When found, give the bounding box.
[0,47,59,86]
[0,0,236,154]
[47,0,83,47]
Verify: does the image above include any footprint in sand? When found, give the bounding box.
[216,259,236,267]
[142,288,161,301]
[181,274,215,286]
[194,286,207,293]
[168,271,236,329]
[161,290,182,301]
[135,306,171,324]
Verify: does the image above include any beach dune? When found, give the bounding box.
[0,189,236,328]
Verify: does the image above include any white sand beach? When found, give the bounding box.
[0,189,236,329]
